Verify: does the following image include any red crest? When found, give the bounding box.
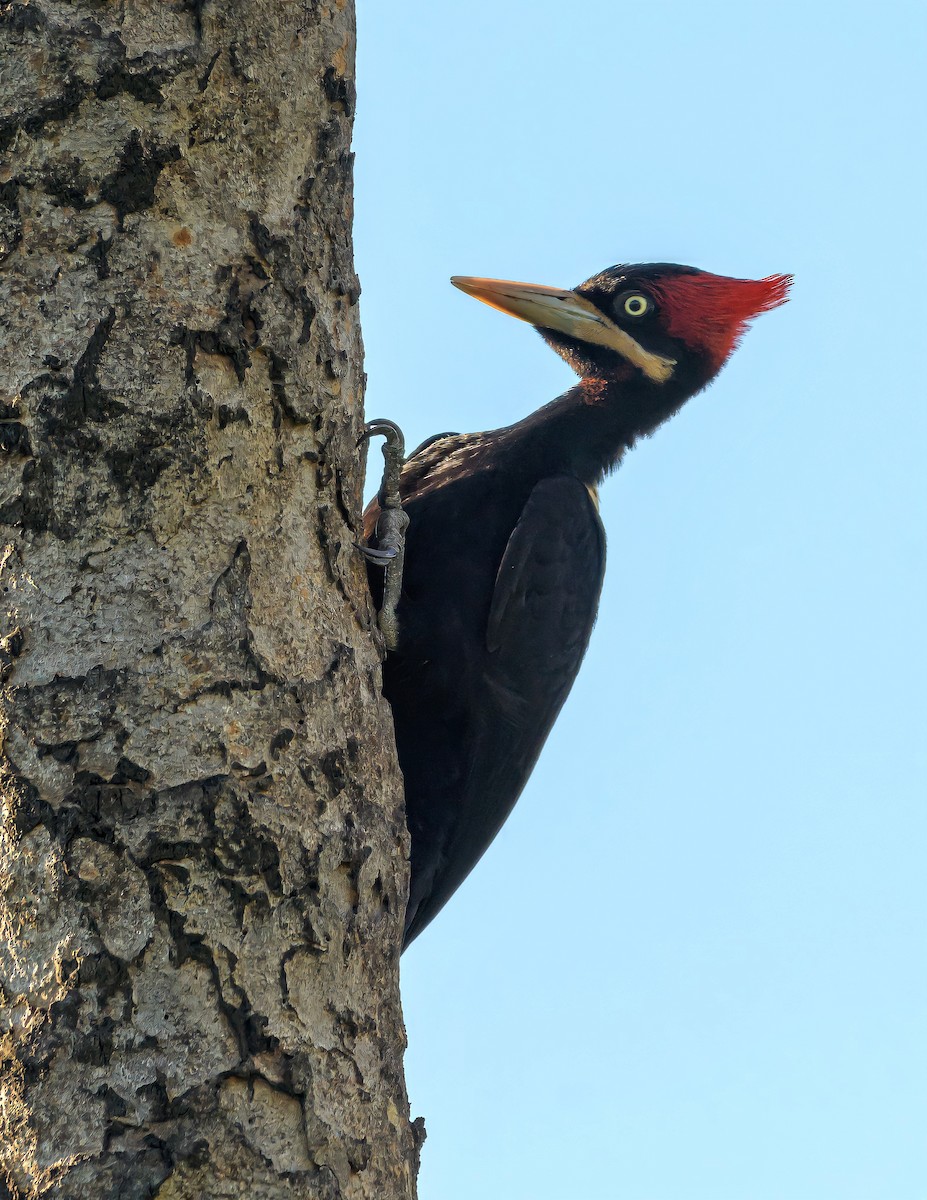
[648,272,792,368]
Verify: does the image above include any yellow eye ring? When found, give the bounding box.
[623,293,650,318]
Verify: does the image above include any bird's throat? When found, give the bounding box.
[499,379,648,486]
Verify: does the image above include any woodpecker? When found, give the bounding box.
[364,262,791,948]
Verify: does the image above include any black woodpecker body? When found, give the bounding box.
[365,262,792,948]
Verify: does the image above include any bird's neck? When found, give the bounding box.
[498,378,646,485]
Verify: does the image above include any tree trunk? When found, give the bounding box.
[0,3,419,1196]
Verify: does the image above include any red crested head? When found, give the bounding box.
[647,270,793,370]
[453,261,793,444]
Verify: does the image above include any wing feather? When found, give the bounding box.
[403,475,606,945]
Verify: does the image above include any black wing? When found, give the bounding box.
[403,474,606,946]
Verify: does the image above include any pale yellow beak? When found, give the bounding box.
[451,276,676,384]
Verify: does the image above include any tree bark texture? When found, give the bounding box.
[0,3,419,1197]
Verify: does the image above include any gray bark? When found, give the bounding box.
[0,2,420,1196]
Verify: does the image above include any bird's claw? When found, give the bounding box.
[360,419,409,651]
[357,543,398,564]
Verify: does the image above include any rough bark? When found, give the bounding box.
[0,3,419,1196]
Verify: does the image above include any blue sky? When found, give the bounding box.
[354,2,926,1196]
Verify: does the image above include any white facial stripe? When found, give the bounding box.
[561,296,677,384]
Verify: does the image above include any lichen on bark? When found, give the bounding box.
[0,2,419,1196]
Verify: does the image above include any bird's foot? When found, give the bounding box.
[359,418,410,651]
[358,544,399,564]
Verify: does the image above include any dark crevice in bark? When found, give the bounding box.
[60,310,121,429]
[0,181,22,261]
[322,66,357,117]
[100,131,182,227]
[0,71,87,156]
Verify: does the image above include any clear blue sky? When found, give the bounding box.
[354,3,926,1196]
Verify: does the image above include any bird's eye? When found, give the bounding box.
[619,292,652,319]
